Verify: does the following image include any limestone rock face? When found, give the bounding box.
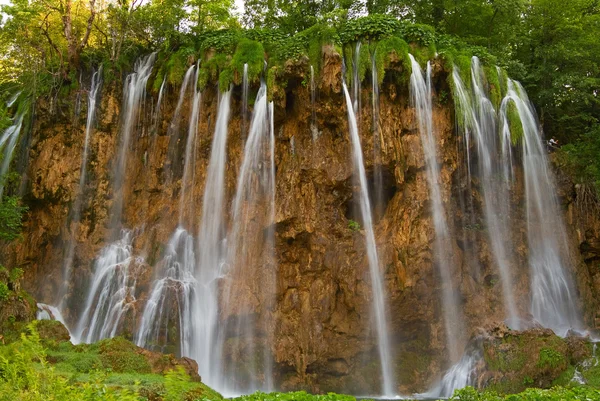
[2,48,599,395]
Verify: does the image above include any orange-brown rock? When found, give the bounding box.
[0,47,598,395]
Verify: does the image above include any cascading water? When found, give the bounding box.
[342,81,396,396]
[242,63,249,140]
[179,65,201,222]
[310,65,318,141]
[409,54,464,363]
[59,67,103,309]
[153,76,167,133]
[190,89,232,387]
[352,42,362,113]
[136,67,203,354]
[76,55,155,343]
[111,54,155,229]
[501,79,582,336]
[165,65,196,180]
[136,227,196,353]
[370,52,384,219]
[216,83,276,395]
[0,111,25,199]
[420,349,481,399]
[451,58,520,328]
[74,229,140,344]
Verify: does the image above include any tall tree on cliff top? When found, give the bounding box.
[0,0,98,80]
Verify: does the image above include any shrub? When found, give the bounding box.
[0,282,9,301]
[348,220,361,232]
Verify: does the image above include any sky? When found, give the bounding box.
[234,0,245,15]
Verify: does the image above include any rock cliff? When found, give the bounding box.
[2,48,599,395]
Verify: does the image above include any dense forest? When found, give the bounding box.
[1,1,600,400]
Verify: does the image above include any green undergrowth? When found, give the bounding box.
[231,392,356,401]
[0,323,223,401]
[449,385,600,400]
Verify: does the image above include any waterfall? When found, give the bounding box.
[409,55,464,363]
[0,111,25,199]
[242,63,249,140]
[153,76,167,133]
[136,69,204,354]
[342,82,396,396]
[191,89,232,387]
[501,79,582,336]
[76,55,154,343]
[352,42,362,113]
[179,65,201,222]
[451,58,520,328]
[310,65,318,141]
[110,54,155,230]
[74,230,140,344]
[371,52,384,219]
[217,83,276,395]
[59,67,103,309]
[136,227,196,353]
[165,65,196,181]
[420,349,481,398]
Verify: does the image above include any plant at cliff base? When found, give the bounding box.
[449,385,600,400]
[164,367,191,401]
[232,391,357,401]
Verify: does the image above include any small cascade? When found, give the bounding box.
[59,67,103,308]
[452,58,519,328]
[290,135,295,155]
[342,81,396,396]
[74,230,141,344]
[352,42,362,113]
[136,228,196,353]
[153,76,167,133]
[0,111,25,199]
[409,55,464,362]
[421,349,481,398]
[370,52,384,219]
[242,63,249,140]
[310,65,318,141]
[136,72,204,355]
[501,80,582,336]
[6,91,21,108]
[217,83,276,394]
[179,66,202,222]
[110,54,155,230]
[191,89,232,387]
[37,303,68,326]
[165,65,196,181]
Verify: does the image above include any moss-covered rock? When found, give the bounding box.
[480,325,593,394]
[0,290,36,344]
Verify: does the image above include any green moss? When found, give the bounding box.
[230,39,265,85]
[267,65,285,101]
[374,36,410,85]
[538,347,566,369]
[552,365,576,387]
[454,54,473,88]
[410,45,434,68]
[198,53,228,90]
[485,65,502,109]
[218,68,234,92]
[582,364,600,387]
[507,100,524,145]
[165,47,196,86]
